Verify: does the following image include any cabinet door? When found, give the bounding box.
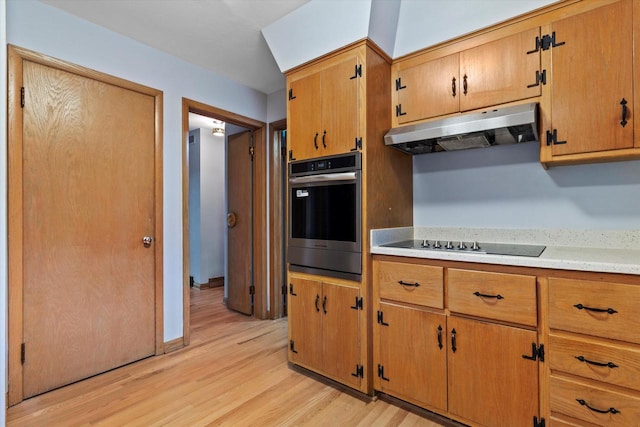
[377,302,447,411]
[448,316,539,427]
[396,54,460,124]
[322,283,360,388]
[460,27,541,112]
[288,277,323,370]
[547,0,633,156]
[288,73,322,161]
[321,55,360,156]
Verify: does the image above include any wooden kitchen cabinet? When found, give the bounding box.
[448,316,540,427]
[540,0,640,166]
[547,275,640,425]
[373,257,543,426]
[376,302,447,411]
[392,27,541,125]
[288,275,362,389]
[287,50,360,161]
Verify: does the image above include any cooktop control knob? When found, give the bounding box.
[421,239,429,248]
[445,241,454,250]
[433,240,441,249]
[458,242,467,250]
[471,241,481,251]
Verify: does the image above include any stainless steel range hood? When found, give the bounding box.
[384,102,539,155]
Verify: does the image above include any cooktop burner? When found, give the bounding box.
[380,240,546,257]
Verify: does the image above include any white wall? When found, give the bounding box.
[394,0,557,57]
[413,143,640,229]
[4,0,269,344]
[198,129,226,282]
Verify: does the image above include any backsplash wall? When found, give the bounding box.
[412,142,640,229]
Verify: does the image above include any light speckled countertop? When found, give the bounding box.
[371,227,640,276]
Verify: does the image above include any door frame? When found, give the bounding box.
[181,98,266,345]
[7,45,164,406]
[268,119,287,319]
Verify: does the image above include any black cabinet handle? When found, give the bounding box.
[437,325,443,349]
[620,98,628,127]
[322,295,327,314]
[452,77,456,97]
[289,283,297,296]
[463,74,468,95]
[313,132,319,150]
[576,399,620,415]
[575,355,618,369]
[474,291,504,300]
[398,280,420,287]
[314,294,320,312]
[322,130,327,148]
[451,328,457,353]
[573,303,617,315]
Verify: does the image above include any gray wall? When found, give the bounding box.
[413,143,640,229]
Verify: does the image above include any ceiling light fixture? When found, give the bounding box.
[212,119,225,136]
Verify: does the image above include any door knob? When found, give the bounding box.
[227,212,237,228]
[142,236,154,247]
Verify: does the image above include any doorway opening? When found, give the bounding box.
[182,98,268,346]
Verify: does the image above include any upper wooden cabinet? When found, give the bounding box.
[393,27,541,126]
[541,0,640,166]
[287,50,361,161]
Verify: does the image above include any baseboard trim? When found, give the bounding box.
[163,337,184,353]
[193,276,224,289]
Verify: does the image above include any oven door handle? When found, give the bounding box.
[289,172,357,185]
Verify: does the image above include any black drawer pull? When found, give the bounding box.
[575,355,618,369]
[474,291,504,300]
[398,280,420,287]
[573,303,617,315]
[576,399,621,415]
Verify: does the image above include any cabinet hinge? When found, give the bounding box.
[377,310,389,326]
[282,284,287,296]
[249,285,255,295]
[288,88,296,100]
[351,364,364,378]
[350,64,362,80]
[395,104,406,117]
[289,283,297,296]
[288,149,296,162]
[527,32,565,54]
[546,129,566,146]
[533,416,546,427]
[21,343,25,365]
[377,364,390,381]
[527,69,547,88]
[350,296,363,310]
[522,343,545,362]
[289,340,298,354]
[395,77,406,91]
[350,137,362,152]
[20,87,25,108]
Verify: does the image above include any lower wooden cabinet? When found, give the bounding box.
[447,316,540,427]
[288,275,362,389]
[376,302,447,410]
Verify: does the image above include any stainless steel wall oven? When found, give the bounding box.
[288,152,361,281]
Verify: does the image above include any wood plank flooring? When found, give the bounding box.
[7,287,453,426]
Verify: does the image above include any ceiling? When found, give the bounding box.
[41,0,311,95]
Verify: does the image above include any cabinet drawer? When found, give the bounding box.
[447,269,537,326]
[549,278,640,344]
[549,332,640,391]
[550,376,640,426]
[376,261,444,308]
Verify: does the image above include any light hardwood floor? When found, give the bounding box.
[8,286,453,426]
